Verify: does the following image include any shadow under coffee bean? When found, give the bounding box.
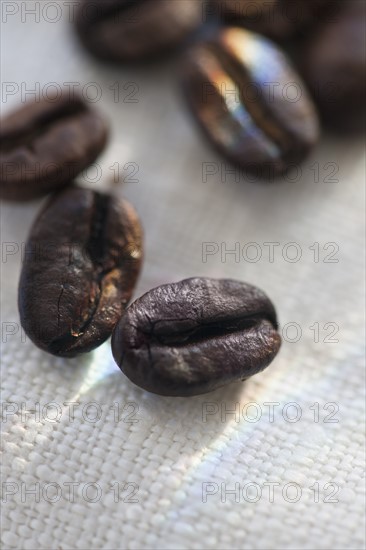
[0,93,108,201]
[18,186,143,357]
[112,277,281,397]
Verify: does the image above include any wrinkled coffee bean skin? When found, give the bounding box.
[112,278,281,396]
[215,0,336,40]
[19,187,143,357]
[182,27,319,176]
[300,0,366,132]
[75,0,204,62]
[0,94,108,201]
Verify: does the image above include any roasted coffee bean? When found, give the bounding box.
[0,93,108,201]
[75,0,205,62]
[214,0,337,40]
[19,187,143,357]
[112,277,281,396]
[299,0,366,132]
[182,27,319,176]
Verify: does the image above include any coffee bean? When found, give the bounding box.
[182,27,319,176]
[0,93,108,201]
[112,277,281,396]
[299,0,366,132]
[214,0,336,40]
[75,0,205,62]
[18,187,143,357]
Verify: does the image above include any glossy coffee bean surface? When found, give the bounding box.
[182,27,319,176]
[112,277,281,396]
[19,187,143,357]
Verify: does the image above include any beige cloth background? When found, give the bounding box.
[1,3,365,549]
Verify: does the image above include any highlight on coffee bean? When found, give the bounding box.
[181,26,320,176]
[18,186,143,357]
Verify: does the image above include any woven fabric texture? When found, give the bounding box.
[1,7,365,550]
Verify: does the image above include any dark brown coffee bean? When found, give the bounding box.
[0,93,108,201]
[75,0,205,62]
[182,27,319,176]
[18,187,143,357]
[112,277,281,396]
[299,0,366,132]
[214,0,337,40]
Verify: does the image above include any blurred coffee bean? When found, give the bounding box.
[0,93,108,201]
[300,0,366,132]
[112,277,281,396]
[19,187,143,357]
[182,27,319,177]
[214,0,337,40]
[75,0,205,62]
